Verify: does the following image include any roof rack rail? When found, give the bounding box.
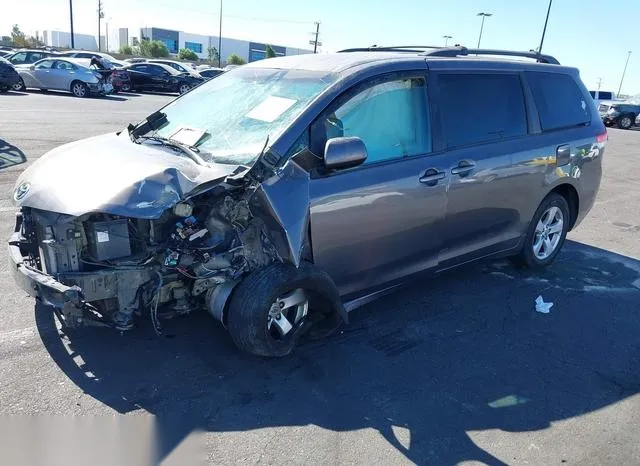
[338,45,560,65]
[427,47,560,64]
[338,45,444,53]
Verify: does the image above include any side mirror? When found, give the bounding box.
[324,137,367,170]
[29,65,35,70]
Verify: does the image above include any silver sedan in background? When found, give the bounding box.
[13,57,113,97]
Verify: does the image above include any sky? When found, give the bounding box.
[3,0,639,95]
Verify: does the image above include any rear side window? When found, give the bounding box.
[526,72,590,131]
[599,91,613,100]
[438,73,527,148]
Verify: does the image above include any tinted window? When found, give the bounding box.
[34,60,54,69]
[526,72,590,131]
[54,61,77,71]
[315,77,430,164]
[28,53,45,63]
[438,73,527,148]
[599,91,612,100]
[149,65,168,76]
[200,69,222,78]
[131,65,148,73]
[589,91,596,98]
[77,53,95,59]
[9,52,27,64]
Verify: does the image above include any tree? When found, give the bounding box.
[207,46,219,64]
[226,54,247,65]
[10,24,28,48]
[138,39,170,58]
[119,44,133,55]
[265,45,276,59]
[178,48,198,61]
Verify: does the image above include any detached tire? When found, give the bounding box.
[227,262,342,357]
[513,193,570,270]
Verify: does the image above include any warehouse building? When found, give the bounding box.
[138,27,310,62]
[41,27,312,63]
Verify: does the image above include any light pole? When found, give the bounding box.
[617,51,632,96]
[69,0,75,48]
[442,35,452,47]
[218,0,222,67]
[476,12,492,48]
[537,0,553,54]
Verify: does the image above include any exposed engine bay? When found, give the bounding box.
[16,186,284,332]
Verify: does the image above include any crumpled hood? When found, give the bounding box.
[13,132,240,218]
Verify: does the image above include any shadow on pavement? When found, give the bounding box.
[0,139,27,169]
[35,240,640,464]
[0,91,28,96]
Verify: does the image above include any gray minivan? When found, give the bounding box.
[8,46,606,356]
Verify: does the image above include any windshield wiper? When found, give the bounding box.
[135,135,205,166]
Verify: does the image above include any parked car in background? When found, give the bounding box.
[5,49,57,65]
[125,62,203,94]
[0,57,20,92]
[197,67,224,80]
[0,50,13,58]
[148,59,200,76]
[13,57,113,97]
[58,50,118,62]
[75,57,132,93]
[599,101,640,129]
[8,47,606,357]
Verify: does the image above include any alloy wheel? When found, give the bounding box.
[72,82,86,97]
[267,288,309,339]
[532,206,564,260]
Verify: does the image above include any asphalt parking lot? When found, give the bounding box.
[0,91,639,465]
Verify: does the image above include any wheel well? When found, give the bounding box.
[551,184,579,230]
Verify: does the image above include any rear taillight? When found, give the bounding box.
[596,131,608,143]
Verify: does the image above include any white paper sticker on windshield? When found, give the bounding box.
[168,127,206,147]
[246,96,296,123]
[96,231,110,243]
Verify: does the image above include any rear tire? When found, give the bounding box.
[70,80,88,98]
[512,193,570,270]
[618,115,633,129]
[227,262,342,357]
[178,83,191,95]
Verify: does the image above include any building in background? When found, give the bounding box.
[43,30,99,50]
[40,27,311,62]
[138,27,310,62]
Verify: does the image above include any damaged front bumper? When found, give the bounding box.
[8,212,149,328]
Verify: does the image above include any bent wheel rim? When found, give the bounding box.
[267,288,309,339]
[532,206,564,260]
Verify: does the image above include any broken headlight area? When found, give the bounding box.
[16,191,282,332]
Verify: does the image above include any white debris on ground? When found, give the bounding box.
[535,295,554,314]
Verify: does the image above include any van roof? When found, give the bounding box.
[245,48,576,76]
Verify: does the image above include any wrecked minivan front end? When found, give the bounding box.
[8,63,347,349]
[9,188,282,331]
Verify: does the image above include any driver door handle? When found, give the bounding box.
[451,160,476,176]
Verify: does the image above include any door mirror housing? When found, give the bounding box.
[324,137,367,170]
